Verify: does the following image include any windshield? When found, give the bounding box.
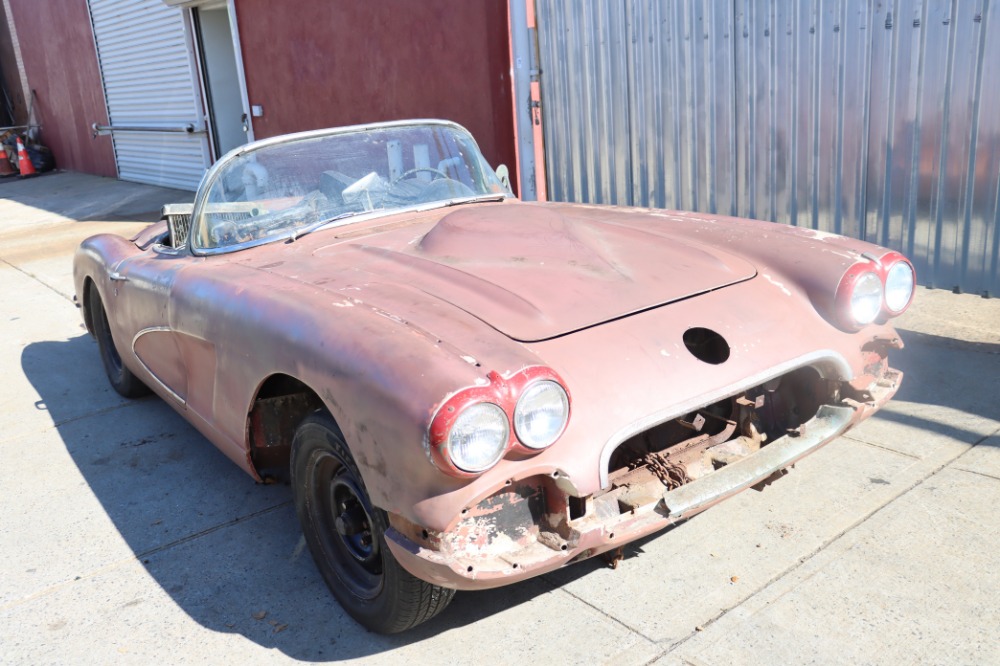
[192,122,508,251]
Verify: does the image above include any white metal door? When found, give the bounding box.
[192,5,247,158]
[88,0,210,190]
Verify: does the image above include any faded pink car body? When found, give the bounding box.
[74,198,903,589]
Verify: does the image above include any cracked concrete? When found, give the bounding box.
[2,172,998,664]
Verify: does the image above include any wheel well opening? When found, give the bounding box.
[248,374,326,480]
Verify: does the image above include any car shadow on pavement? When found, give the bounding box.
[22,333,599,660]
[888,328,1000,446]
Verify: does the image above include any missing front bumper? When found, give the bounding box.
[662,404,852,517]
[386,369,901,591]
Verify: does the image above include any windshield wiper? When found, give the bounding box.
[287,211,362,243]
[442,194,508,207]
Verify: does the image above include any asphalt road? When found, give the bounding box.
[2,172,998,665]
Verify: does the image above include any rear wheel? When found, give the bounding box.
[88,285,149,398]
[290,412,454,633]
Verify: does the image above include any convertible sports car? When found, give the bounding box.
[74,120,914,633]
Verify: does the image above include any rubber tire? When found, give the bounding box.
[291,412,455,633]
[88,285,150,399]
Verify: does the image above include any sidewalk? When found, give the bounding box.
[1,172,998,664]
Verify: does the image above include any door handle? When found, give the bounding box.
[110,272,129,282]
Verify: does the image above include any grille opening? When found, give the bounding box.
[607,366,831,488]
[683,327,730,364]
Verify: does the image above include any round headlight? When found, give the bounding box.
[884,261,914,313]
[514,380,569,449]
[850,271,883,325]
[447,403,509,473]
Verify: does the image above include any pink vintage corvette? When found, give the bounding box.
[74,120,914,633]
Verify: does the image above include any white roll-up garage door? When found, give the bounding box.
[89,0,210,191]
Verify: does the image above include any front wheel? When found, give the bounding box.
[88,285,149,398]
[290,413,455,633]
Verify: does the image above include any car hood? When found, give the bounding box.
[280,202,757,342]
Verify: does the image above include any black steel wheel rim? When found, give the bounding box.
[310,450,383,600]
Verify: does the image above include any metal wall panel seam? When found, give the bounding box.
[957,0,987,291]
[788,0,801,227]
[902,0,926,269]
[929,1,958,288]
[623,0,635,207]
[870,0,896,248]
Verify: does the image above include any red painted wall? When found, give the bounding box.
[6,0,115,177]
[235,0,517,187]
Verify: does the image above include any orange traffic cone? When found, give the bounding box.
[0,146,16,176]
[16,137,37,177]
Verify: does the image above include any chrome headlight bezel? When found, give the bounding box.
[884,259,915,313]
[444,402,510,473]
[849,270,884,326]
[513,380,570,450]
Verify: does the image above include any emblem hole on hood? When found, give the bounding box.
[683,327,730,365]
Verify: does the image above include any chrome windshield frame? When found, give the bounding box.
[188,119,508,257]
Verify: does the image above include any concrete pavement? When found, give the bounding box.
[2,172,998,664]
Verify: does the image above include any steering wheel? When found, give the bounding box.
[210,220,242,246]
[391,166,449,186]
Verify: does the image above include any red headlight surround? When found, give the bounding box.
[834,251,916,331]
[427,366,571,478]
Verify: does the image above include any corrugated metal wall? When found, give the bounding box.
[536,0,1000,296]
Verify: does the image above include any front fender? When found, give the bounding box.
[166,263,500,517]
[73,234,144,335]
